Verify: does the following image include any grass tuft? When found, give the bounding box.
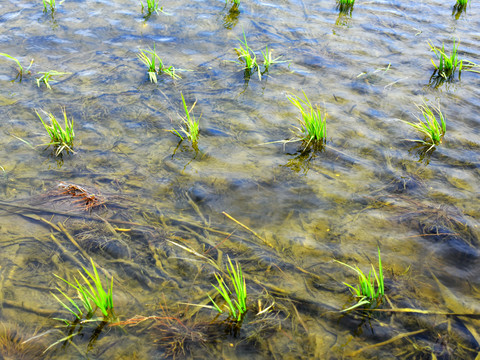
[141,0,164,18]
[36,70,70,89]
[402,100,446,150]
[234,31,259,76]
[428,39,462,80]
[261,46,287,73]
[208,256,247,321]
[42,0,56,12]
[286,91,327,148]
[170,93,200,144]
[138,44,181,82]
[0,53,33,81]
[52,258,115,322]
[335,247,384,312]
[36,108,74,156]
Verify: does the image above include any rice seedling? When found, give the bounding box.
[141,0,164,17]
[452,1,467,19]
[428,39,462,80]
[138,45,160,83]
[428,39,480,85]
[402,100,446,150]
[0,53,33,80]
[286,91,327,147]
[208,256,247,322]
[36,70,70,89]
[35,108,74,156]
[335,247,384,312]
[138,45,181,83]
[261,46,288,76]
[52,258,115,322]
[234,31,259,78]
[42,0,56,12]
[336,0,355,14]
[170,93,200,144]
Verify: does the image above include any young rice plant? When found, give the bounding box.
[335,247,384,312]
[36,108,74,156]
[170,93,200,144]
[43,0,56,12]
[52,258,115,322]
[235,31,259,75]
[208,256,247,321]
[36,70,70,89]
[403,100,446,150]
[286,91,327,148]
[0,53,33,80]
[138,45,181,82]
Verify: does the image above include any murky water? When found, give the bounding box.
[1,0,480,358]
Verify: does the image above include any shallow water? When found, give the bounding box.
[1,0,480,358]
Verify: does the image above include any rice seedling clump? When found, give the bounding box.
[286,91,327,148]
[335,247,384,312]
[170,93,200,144]
[208,256,247,321]
[402,100,446,150]
[36,108,75,156]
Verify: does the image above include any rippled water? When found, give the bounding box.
[1,0,480,358]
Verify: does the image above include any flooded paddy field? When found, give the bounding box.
[1,0,480,358]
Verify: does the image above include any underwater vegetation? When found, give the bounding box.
[36,108,75,156]
[0,323,45,360]
[335,248,384,311]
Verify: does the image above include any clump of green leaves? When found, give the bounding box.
[287,91,327,148]
[43,0,56,12]
[336,0,355,14]
[36,70,70,89]
[52,258,115,322]
[36,108,74,156]
[428,39,480,84]
[234,31,286,80]
[227,0,240,6]
[335,248,384,312]
[138,44,181,83]
[402,100,446,150]
[428,39,462,80]
[235,31,258,74]
[261,46,287,73]
[0,53,33,81]
[170,93,200,144]
[140,0,164,18]
[208,256,247,321]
